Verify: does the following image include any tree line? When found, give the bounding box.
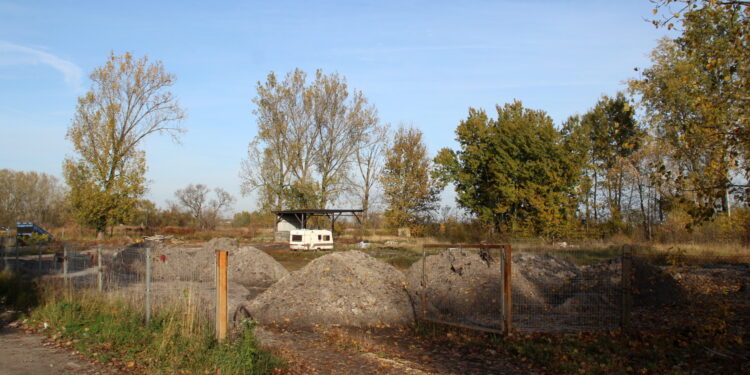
[4,0,748,242]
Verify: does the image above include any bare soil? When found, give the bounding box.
[257,326,524,375]
[0,327,120,375]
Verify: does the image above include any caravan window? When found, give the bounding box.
[318,235,322,240]
[291,234,302,242]
[323,235,330,241]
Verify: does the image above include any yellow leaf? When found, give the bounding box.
[127,362,135,368]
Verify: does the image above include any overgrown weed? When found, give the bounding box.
[28,287,281,374]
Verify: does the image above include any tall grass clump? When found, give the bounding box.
[29,287,281,374]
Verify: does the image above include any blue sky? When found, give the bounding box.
[0,0,669,213]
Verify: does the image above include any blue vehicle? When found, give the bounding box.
[15,222,53,245]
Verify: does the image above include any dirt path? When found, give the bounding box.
[0,327,120,375]
[256,326,523,375]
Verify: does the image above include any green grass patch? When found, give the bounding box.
[29,291,281,374]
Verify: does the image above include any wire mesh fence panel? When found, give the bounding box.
[4,241,220,333]
[628,251,750,330]
[511,247,624,332]
[106,242,217,326]
[416,244,509,333]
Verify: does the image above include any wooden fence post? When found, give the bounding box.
[216,250,228,342]
[621,245,633,331]
[502,244,513,335]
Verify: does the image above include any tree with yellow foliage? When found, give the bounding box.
[64,52,185,238]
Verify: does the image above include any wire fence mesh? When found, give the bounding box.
[416,244,627,332]
[4,238,747,336]
[415,244,510,333]
[510,247,626,331]
[2,241,218,330]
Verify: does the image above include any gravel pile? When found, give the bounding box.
[405,249,684,319]
[243,250,414,329]
[405,249,503,318]
[112,238,289,288]
[576,257,685,307]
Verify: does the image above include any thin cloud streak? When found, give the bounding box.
[0,41,83,91]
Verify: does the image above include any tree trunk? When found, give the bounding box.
[593,169,599,222]
[637,182,651,240]
[723,189,731,217]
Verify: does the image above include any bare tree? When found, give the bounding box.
[311,71,378,207]
[175,184,235,229]
[241,69,379,210]
[350,123,389,223]
[0,169,68,228]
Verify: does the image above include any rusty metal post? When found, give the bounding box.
[502,244,512,335]
[621,245,633,331]
[216,250,228,342]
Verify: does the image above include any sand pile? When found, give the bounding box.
[242,250,414,329]
[112,238,288,288]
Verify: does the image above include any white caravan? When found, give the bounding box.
[289,229,334,250]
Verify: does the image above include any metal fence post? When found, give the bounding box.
[97,247,103,292]
[145,247,152,324]
[1,241,6,271]
[420,244,427,321]
[621,245,633,331]
[14,243,19,271]
[36,243,42,277]
[63,244,69,285]
[216,250,228,342]
[502,244,513,335]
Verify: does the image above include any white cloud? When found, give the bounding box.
[0,41,83,91]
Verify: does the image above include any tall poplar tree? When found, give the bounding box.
[632,1,749,221]
[64,52,185,238]
[381,126,442,229]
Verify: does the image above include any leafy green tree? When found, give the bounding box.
[581,93,642,224]
[63,52,185,238]
[434,101,579,240]
[381,126,442,229]
[632,2,748,221]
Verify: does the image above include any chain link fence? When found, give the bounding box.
[415,244,628,333]
[412,244,511,333]
[415,244,749,333]
[510,246,627,331]
[2,241,219,327]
